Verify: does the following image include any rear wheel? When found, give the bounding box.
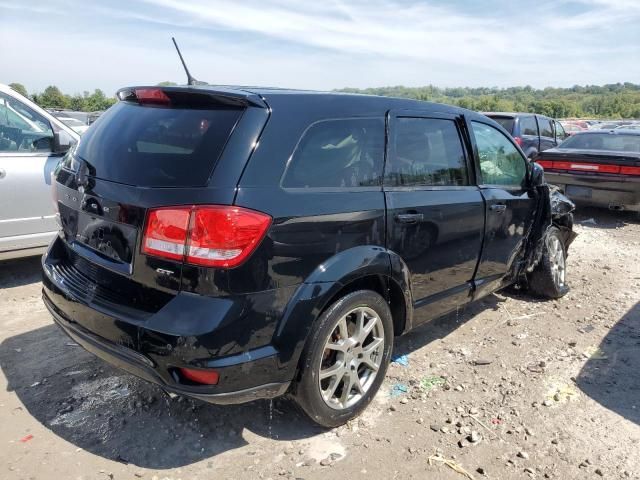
[527,226,568,299]
[293,290,393,427]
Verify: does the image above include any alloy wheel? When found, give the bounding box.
[318,306,385,410]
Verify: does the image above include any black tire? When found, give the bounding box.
[527,226,568,299]
[293,290,394,428]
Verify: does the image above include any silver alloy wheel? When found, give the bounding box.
[548,235,565,287]
[318,306,385,410]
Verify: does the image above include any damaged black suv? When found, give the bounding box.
[42,86,575,427]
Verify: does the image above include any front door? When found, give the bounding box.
[384,111,484,325]
[0,91,59,252]
[469,119,536,298]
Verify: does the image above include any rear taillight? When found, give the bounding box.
[142,205,271,268]
[539,160,640,176]
[513,136,524,147]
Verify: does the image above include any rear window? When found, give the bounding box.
[520,116,538,136]
[560,133,640,152]
[75,102,243,187]
[489,116,514,134]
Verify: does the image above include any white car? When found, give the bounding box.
[0,83,80,260]
[57,116,90,135]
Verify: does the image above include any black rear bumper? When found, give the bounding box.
[545,172,640,212]
[41,239,294,405]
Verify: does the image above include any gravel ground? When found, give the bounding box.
[1,207,639,480]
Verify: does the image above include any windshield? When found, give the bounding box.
[559,133,640,153]
[75,102,243,187]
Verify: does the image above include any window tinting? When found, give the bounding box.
[75,102,243,187]
[386,117,467,187]
[538,117,553,137]
[489,116,514,134]
[0,92,53,153]
[472,121,527,187]
[560,133,640,152]
[520,116,538,136]
[282,118,384,188]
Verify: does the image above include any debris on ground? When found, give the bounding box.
[428,454,477,479]
[391,353,409,366]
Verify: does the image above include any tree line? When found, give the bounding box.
[8,83,116,112]
[8,82,640,118]
[337,83,640,119]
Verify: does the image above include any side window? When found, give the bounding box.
[538,117,554,138]
[472,121,527,187]
[385,117,468,187]
[282,118,384,188]
[520,116,538,136]
[555,121,567,142]
[0,92,54,153]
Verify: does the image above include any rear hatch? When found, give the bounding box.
[48,86,267,322]
[485,115,515,135]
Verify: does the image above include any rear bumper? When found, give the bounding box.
[41,240,296,404]
[545,172,640,212]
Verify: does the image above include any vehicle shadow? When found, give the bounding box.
[575,301,640,426]
[0,290,508,469]
[0,256,42,288]
[0,324,324,470]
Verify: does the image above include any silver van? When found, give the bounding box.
[0,83,80,260]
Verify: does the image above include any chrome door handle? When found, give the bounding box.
[395,213,424,224]
[0,168,6,179]
[490,204,507,213]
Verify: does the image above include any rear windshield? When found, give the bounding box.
[488,116,514,134]
[560,133,640,153]
[76,102,243,187]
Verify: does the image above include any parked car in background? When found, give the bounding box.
[561,122,588,136]
[56,116,89,135]
[537,130,640,213]
[483,112,567,159]
[0,83,79,260]
[43,85,575,427]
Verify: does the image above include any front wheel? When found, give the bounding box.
[293,290,394,427]
[527,226,568,299]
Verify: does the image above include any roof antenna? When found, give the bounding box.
[172,37,198,86]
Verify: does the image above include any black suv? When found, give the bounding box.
[43,86,575,427]
[484,112,568,159]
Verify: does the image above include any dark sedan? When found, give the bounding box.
[536,130,640,213]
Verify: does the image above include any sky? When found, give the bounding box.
[1,0,639,96]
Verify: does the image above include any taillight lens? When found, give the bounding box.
[142,205,271,268]
[142,208,190,261]
[621,166,640,176]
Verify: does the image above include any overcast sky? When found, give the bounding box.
[1,0,639,96]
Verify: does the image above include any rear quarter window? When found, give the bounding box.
[281,118,385,188]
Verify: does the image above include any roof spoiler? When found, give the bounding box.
[116,86,268,109]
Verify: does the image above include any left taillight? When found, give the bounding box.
[141,205,271,268]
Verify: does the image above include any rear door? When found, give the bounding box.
[384,111,484,324]
[469,119,535,298]
[537,116,556,152]
[0,90,60,253]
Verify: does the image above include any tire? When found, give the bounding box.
[293,290,394,428]
[527,226,568,299]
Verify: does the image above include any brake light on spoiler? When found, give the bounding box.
[537,160,640,176]
[142,206,272,268]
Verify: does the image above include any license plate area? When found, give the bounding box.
[566,185,592,199]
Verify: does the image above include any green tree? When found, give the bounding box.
[157,81,178,86]
[9,83,28,98]
[38,85,69,109]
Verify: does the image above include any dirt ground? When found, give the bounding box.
[1,207,639,480]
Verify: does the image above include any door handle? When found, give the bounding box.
[395,213,424,224]
[0,168,5,179]
[490,204,507,213]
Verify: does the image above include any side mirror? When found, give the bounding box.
[53,130,76,155]
[529,161,545,188]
